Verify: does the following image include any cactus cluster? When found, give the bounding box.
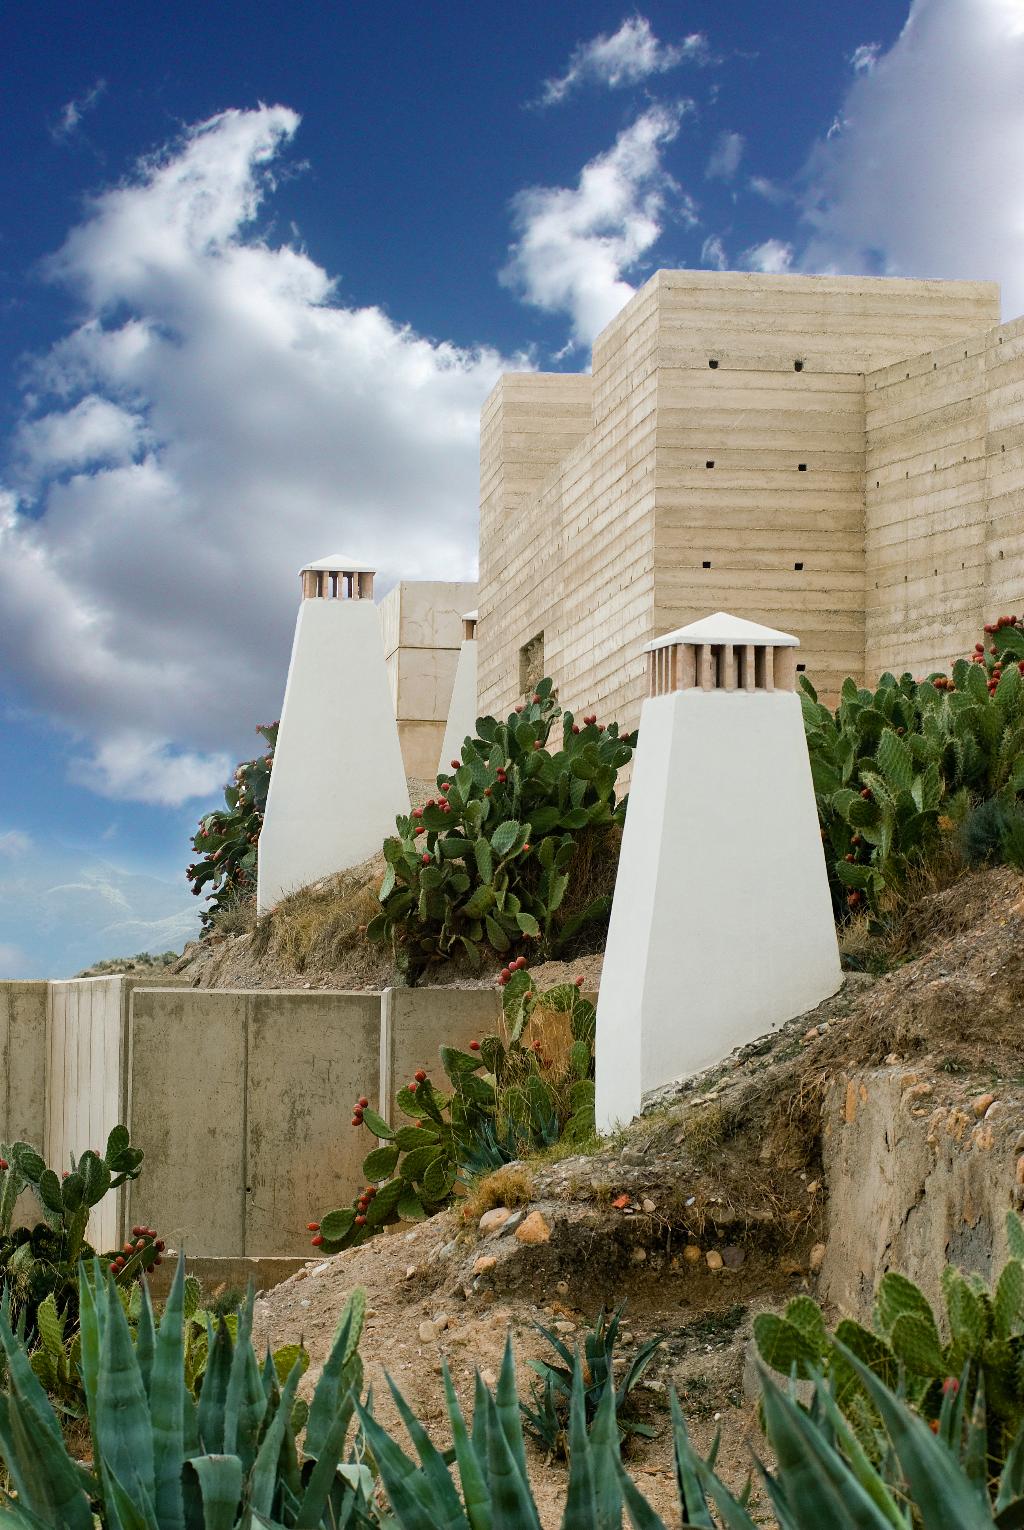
[804,617,1024,914]
[312,972,596,1254]
[368,679,635,978]
[0,1125,148,1343]
[186,720,277,927]
[755,1209,1024,1484]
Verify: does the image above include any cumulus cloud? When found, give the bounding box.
[800,0,1024,316]
[743,238,794,273]
[0,107,515,803]
[705,130,744,181]
[502,105,692,345]
[850,42,882,73]
[537,16,707,106]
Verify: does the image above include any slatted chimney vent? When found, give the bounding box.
[644,611,800,697]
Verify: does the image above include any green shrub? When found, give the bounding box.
[311,972,595,1255]
[803,614,1024,915]
[754,1208,1024,1489]
[0,1260,374,1528]
[186,721,277,928]
[0,1126,150,1345]
[369,679,634,979]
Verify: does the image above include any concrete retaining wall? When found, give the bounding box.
[1,978,504,1266]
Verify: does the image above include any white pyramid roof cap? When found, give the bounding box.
[301,555,376,573]
[462,608,478,623]
[644,611,799,652]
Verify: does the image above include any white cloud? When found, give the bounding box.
[14,396,148,487]
[0,831,32,857]
[705,131,744,181]
[700,235,728,270]
[0,107,517,804]
[52,79,106,140]
[742,238,794,273]
[850,42,882,73]
[538,17,707,106]
[748,175,790,205]
[502,105,692,345]
[69,734,232,807]
[800,0,1024,317]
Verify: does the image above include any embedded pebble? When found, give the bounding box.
[479,1207,512,1235]
[514,1211,551,1245]
[473,1255,497,1275]
[705,1250,723,1272]
[809,1242,827,1274]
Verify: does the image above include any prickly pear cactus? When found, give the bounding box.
[803,613,1024,916]
[368,679,635,979]
[755,1210,1024,1473]
[311,973,596,1255]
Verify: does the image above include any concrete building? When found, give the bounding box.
[477,270,1024,727]
[379,580,478,779]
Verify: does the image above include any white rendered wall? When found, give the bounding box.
[258,600,410,912]
[437,639,478,773]
[595,689,841,1132]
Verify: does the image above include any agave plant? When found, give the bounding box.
[0,1259,375,1528]
[358,1336,1024,1528]
[520,1302,665,1456]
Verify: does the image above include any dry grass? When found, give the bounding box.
[248,854,392,984]
[461,1164,536,1222]
[675,1102,738,1167]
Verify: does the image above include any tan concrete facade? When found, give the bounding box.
[478,271,1020,725]
[380,579,478,777]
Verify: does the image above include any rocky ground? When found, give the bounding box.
[165,862,1017,1521]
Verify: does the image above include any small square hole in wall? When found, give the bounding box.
[706,460,715,468]
[794,360,804,371]
[798,463,807,471]
[796,662,806,672]
[794,562,804,571]
[702,560,711,569]
[519,632,545,695]
[708,358,719,369]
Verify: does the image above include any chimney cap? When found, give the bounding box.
[462,608,478,623]
[300,555,376,574]
[644,610,799,652]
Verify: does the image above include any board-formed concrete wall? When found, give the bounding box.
[380,580,478,778]
[865,315,1024,679]
[1,979,504,1270]
[479,270,1010,722]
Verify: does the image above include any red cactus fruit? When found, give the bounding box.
[414,1068,427,1083]
[421,853,431,864]
[355,1214,367,1227]
[575,975,585,988]
[847,891,862,908]
[351,1116,361,1127]
[515,704,524,713]
[522,843,531,852]
[451,759,461,768]
[860,788,872,800]
[469,1039,480,1050]
[571,724,580,734]
[358,1096,369,1108]
[154,1239,165,1252]
[307,1222,320,1231]
[311,1234,324,1246]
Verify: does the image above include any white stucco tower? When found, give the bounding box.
[437,610,479,772]
[595,612,841,1133]
[257,558,410,913]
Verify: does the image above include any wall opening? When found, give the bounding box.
[708,358,719,369]
[519,632,545,696]
[793,360,804,372]
[706,460,715,468]
[798,463,807,472]
[794,562,804,571]
[702,560,711,570]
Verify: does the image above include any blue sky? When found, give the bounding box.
[2,0,1022,977]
